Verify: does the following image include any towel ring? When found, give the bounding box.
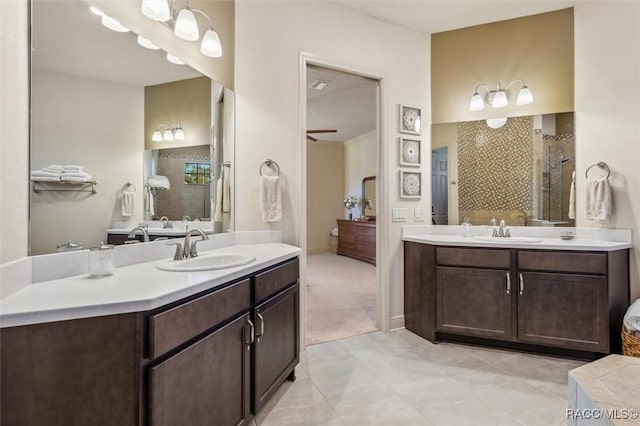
[585,162,610,179]
[123,182,136,192]
[259,159,280,176]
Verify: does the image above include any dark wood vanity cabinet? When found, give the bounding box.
[405,242,629,355]
[337,219,376,265]
[1,257,300,426]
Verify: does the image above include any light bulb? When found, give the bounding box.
[166,53,185,65]
[141,0,171,22]
[469,92,485,111]
[200,28,222,58]
[152,130,162,142]
[89,6,104,16]
[491,90,508,108]
[486,118,507,129]
[174,7,199,41]
[517,86,534,105]
[137,35,160,50]
[101,15,130,33]
[174,127,185,140]
[163,128,174,141]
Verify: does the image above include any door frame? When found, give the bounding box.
[298,52,389,348]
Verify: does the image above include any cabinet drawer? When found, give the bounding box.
[149,279,251,359]
[254,258,299,302]
[436,247,510,269]
[518,251,607,274]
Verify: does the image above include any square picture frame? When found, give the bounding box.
[399,137,421,167]
[399,104,421,135]
[399,170,422,199]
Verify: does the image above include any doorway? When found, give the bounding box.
[299,57,386,347]
[431,147,448,225]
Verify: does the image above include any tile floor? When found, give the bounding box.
[253,330,586,425]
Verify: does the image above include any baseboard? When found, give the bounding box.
[307,247,331,254]
[389,315,405,331]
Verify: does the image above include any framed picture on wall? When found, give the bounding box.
[399,105,421,135]
[399,170,422,199]
[399,137,421,167]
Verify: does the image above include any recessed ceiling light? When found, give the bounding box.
[309,80,329,90]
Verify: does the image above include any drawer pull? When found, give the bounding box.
[519,273,524,296]
[257,312,265,342]
[246,319,255,350]
[506,272,511,294]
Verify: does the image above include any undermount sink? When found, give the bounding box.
[157,253,256,272]
[473,236,542,244]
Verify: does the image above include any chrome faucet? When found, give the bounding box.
[491,219,511,238]
[183,228,209,258]
[159,216,173,229]
[128,225,150,242]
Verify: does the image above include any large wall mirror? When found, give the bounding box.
[431,112,575,227]
[29,0,234,255]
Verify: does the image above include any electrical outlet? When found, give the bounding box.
[414,208,426,222]
[392,208,407,222]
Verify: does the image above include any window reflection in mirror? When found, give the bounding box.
[431,113,575,227]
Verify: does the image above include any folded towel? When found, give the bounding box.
[214,176,223,222]
[42,167,64,174]
[222,167,231,213]
[260,175,282,222]
[585,178,612,222]
[30,176,61,182]
[121,187,135,217]
[148,175,170,189]
[61,175,92,183]
[624,299,640,331]
[46,164,65,171]
[61,171,91,179]
[31,170,61,178]
[568,170,576,220]
[63,165,84,171]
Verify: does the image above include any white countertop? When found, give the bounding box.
[402,225,632,251]
[106,227,214,236]
[0,243,300,328]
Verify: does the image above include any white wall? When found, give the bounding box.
[574,3,640,299]
[234,0,430,327]
[30,70,144,255]
[344,131,377,219]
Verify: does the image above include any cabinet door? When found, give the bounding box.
[149,314,251,426]
[517,272,608,352]
[252,284,299,413]
[437,267,512,340]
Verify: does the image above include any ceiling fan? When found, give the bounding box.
[306,129,337,141]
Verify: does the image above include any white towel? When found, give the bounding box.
[568,170,576,220]
[146,186,155,216]
[585,178,612,222]
[214,176,223,222]
[148,175,170,189]
[121,187,135,217]
[31,170,61,178]
[61,171,91,179]
[46,164,65,171]
[260,175,282,222]
[63,165,84,171]
[624,299,640,331]
[30,176,61,182]
[61,174,92,183]
[222,168,231,213]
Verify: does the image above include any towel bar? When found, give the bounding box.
[32,181,97,194]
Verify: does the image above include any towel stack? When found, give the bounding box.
[30,164,92,182]
[624,299,640,336]
[147,175,170,189]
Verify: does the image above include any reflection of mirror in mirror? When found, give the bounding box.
[29,0,234,255]
[431,113,575,227]
[361,176,376,220]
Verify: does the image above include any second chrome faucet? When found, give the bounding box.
[166,228,210,260]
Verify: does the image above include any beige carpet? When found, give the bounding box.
[305,253,377,346]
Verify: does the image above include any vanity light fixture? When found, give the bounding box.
[469,80,533,111]
[140,0,223,58]
[100,14,130,33]
[166,52,186,65]
[153,124,185,142]
[137,35,160,50]
[486,117,508,129]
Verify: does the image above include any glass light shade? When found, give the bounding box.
[137,35,160,50]
[200,29,222,58]
[141,0,171,22]
[166,53,185,65]
[174,127,185,140]
[486,117,508,129]
[163,129,174,141]
[517,86,534,105]
[100,15,130,33]
[89,6,104,16]
[174,7,199,41]
[469,93,485,111]
[152,130,163,142]
[491,90,508,108]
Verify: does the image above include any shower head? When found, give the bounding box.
[561,158,570,163]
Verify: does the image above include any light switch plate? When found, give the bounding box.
[414,208,425,222]
[392,208,407,222]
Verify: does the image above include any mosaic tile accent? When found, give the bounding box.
[159,152,210,162]
[458,116,534,212]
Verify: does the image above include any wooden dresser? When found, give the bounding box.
[337,219,376,265]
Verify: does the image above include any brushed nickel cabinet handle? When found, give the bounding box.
[257,312,265,342]
[246,319,255,350]
[519,273,524,296]
[506,272,511,294]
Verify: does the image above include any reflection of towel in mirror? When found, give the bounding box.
[222,167,231,213]
[624,299,640,331]
[147,175,170,189]
[214,176,223,222]
[145,186,155,216]
[568,171,576,219]
[121,187,135,217]
[260,175,282,222]
[585,178,611,222]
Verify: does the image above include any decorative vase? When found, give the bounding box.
[349,212,353,220]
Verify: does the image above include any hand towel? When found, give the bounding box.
[213,176,223,222]
[222,168,231,213]
[46,164,65,171]
[585,177,612,222]
[121,187,135,217]
[63,165,84,171]
[31,170,61,178]
[624,299,640,331]
[30,176,61,182]
[146,186,155,216]
[568,170,576,219]
[61,174,92,183]
[260,175,282,222]
[61,171,91,179]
